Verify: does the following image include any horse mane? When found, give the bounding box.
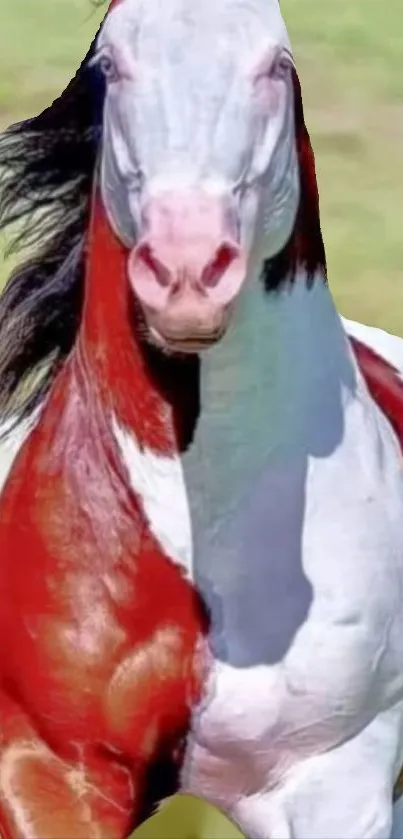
[0,35,105,432]
[262,68,326,292]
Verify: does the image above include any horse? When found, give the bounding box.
[1,0,403,836]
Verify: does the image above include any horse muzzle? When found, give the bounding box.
[127,190,247,351]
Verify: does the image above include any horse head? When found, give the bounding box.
[97,0,323,353]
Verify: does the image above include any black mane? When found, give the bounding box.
[0,33,106,432]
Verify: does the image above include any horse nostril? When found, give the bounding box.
[129,234,245,312]
[201,241,241,289]
[135,241,171,287]
[128,240,175,311]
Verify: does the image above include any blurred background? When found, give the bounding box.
[0,0,402,333]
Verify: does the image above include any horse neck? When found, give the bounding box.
[199,270,352,439]
[181,260,357,539]
[77,196,199,456]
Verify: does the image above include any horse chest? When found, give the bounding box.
[183,445,311,667]
[180,387,403,802]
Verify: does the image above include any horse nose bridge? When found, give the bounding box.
[141,189,233,257]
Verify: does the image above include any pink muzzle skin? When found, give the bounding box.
[127,191,247,350]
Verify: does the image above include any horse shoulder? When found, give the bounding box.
[0,378,207,762]
[343,317,403,375]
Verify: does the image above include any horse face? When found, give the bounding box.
[98,0,299,353]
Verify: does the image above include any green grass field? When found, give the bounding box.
[0,0,402,333]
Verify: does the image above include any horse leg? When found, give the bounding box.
[0,744,136,839]
[0,693,136,839]
[231,705,403,839]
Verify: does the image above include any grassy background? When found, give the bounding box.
[0,0,402,333]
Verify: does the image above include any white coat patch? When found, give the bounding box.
[111,415,193,576]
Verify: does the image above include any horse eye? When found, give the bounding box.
[93,50,120,83]
[252,48,293,88]
[272,51,293,79]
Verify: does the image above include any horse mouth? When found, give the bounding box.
[148,326,226,354]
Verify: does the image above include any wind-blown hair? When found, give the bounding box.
[0,36,105,431]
